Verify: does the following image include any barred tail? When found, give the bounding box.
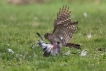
[36,33,44,41]
[65,43,81,49]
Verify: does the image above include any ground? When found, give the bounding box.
[0,0,106,71]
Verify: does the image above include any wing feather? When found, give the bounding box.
[53,6,71,33]
[51,6,78,45]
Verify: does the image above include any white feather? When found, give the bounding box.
[83,12,87,18]
[8,48,14,54]
[87,34,91,39]
[81,50,87,56]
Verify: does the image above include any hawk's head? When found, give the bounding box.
[44,33,51,39]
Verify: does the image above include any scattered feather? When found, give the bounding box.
[81,49,87,56]
[83,12,87,18]
[87,33,91,39]
[8,48,14,54]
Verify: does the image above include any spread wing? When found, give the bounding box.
[53,6,71,33]
[52,6,78,45]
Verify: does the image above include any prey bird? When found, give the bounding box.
[37,33,61,56]
[44,6,81,49]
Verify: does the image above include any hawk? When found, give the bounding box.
[44,6,80,49]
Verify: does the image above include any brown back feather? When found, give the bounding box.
[53,21,78,45]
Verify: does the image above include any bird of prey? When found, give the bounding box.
[44,6,80,49]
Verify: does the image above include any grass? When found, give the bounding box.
[0,0,106,71]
